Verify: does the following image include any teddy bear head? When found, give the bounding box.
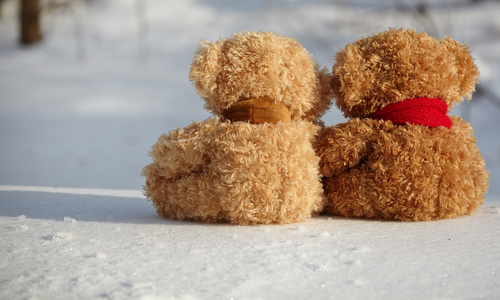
[189,31,332,122]
[332,28,479,119]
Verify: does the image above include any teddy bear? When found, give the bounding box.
[316,28,489,221]
[142,31,333,225]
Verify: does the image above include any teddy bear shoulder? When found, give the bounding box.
[145,118,222,180]
[148,117,321,180]
[213,120,320,153]
[336,116,474,140]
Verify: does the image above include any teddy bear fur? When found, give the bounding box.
[142,31,333,225]
[317,28,489,221]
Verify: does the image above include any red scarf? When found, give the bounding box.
[370,97,452,129]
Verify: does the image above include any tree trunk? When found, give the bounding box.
[20,0,42,45]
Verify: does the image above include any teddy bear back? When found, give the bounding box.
[332,28,479,119]
[189,31,331,121]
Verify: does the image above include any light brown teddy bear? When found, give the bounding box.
[317,28,489,221]
[142,31,333,225]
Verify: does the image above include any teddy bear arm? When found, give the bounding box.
[148,121,214,180]
[317,121,371,177]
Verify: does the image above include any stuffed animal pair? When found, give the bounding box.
[143,29,488,224]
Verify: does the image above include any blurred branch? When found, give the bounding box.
[390,1,444,37]
[20,0,43,45]
[43,0,80,12]
[462,84,500,122]
[135,0,150,60]
[476,84,500,109]
[43,0,87,61]
[19,0,83,46]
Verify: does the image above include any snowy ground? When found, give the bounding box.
[1,0,500,299]
[1,185,500,300]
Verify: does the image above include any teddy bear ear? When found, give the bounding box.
[189,39,224,103]
[441,37,479,101]
[301,66,334,121]
[331,43,376,118]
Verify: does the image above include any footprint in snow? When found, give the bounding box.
[42,232,73,241]
[484,207,500,214]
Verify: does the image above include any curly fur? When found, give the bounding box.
[143,119,324,224]
[318,28,489,221]
[333,28,478,118]
[189,31,332,121]
[143,31,333,224]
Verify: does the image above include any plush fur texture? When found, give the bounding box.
[143,31,333,225]
[317,28,489,221]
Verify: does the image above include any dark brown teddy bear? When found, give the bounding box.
[142,31,332,225]
[317,28,489,221]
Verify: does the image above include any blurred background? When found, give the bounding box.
[0,0,499,198]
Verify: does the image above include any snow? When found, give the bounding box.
[1,185,499,299]
[1,0,500,299]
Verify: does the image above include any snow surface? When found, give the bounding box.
[1,185,500,300]
[1,0,500,299]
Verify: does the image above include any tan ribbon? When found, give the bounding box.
[222,97,291,124]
